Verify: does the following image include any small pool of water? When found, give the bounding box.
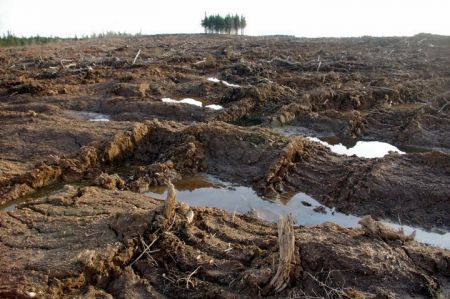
[65,110,111,122]
[0,181,90,212]
[207,77,240,88]
[275,126,406,158]
[161,98,223,110]
[3,175,447,249]
[307,137,405,158]
[146,174,450,249]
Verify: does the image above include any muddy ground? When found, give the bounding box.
[0,34,449,297]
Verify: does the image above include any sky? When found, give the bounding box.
[0,0,449,38]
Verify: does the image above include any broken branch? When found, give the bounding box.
[133,49,141,65]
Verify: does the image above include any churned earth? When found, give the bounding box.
[0,33,449,298]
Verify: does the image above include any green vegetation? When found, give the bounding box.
[0,31,66,47]
[0,31,141,47]
[201,14,247,35]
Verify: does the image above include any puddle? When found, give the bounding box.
[65,110,111,122]
[307,137,405,158]
[161,98,223,110]
[162,98,202,107]
[232,116,264,126]
[391,103,426,110]
[275,126,405,158]
[0,181,90,212]
[146,174,450,249]
[274,125,329,138]
[207,77,240,88]
[204,104,223,110]
[3,175,447,249]
[322,136,430,154]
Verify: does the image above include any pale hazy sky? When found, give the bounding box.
[0,0,449,37]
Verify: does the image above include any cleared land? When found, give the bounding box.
[0,34,449,298]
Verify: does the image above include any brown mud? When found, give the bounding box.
[1,34,449,297]
[1,186,449,298]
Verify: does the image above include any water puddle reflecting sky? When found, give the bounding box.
[307,137,405,158]
[275,125,405,158]
[146,174,450,249]
[161,98,223,110]
[207,77,240,88]
[65,110,111,122]
[2,174,448,248]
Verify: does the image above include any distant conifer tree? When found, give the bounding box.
[201,13,246,35]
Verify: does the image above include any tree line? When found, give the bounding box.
[0,31,141,47]
[201,14,247,35]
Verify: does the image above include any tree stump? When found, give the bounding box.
[264,214,296,294]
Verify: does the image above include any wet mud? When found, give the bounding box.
[1,34,449,297]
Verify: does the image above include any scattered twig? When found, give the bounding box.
[385,49,394,58]
[162,273,176,283]
[177,266,201,289]
[129,229,160,266]
[437,100,449,113]
[224,242,232,253]
[193,58,206,65]
[133,49,141,65]
[140,237,160,265]
[60,59,73,69]
[305,271,349,298]
[64,63,77,69]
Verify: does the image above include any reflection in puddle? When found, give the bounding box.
[207,77,240,88]
[161,98,223,110]
[275,126,405,158]
[307,137,405,158]
[2,201,17,212]
[146,174,450,249]
[0,181,90,212]
[274,125,328,138]
[65,110,110,122]
[162,98,202,107]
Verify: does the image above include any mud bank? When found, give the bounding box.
[122,120,450,231]
[1,119,449,231]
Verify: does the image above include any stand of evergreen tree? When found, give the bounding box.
[201,14,246,35]
[0,31,141,47]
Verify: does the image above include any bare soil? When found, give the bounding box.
[0,34,449,297]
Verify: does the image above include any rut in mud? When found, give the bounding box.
[2,120,449,230]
